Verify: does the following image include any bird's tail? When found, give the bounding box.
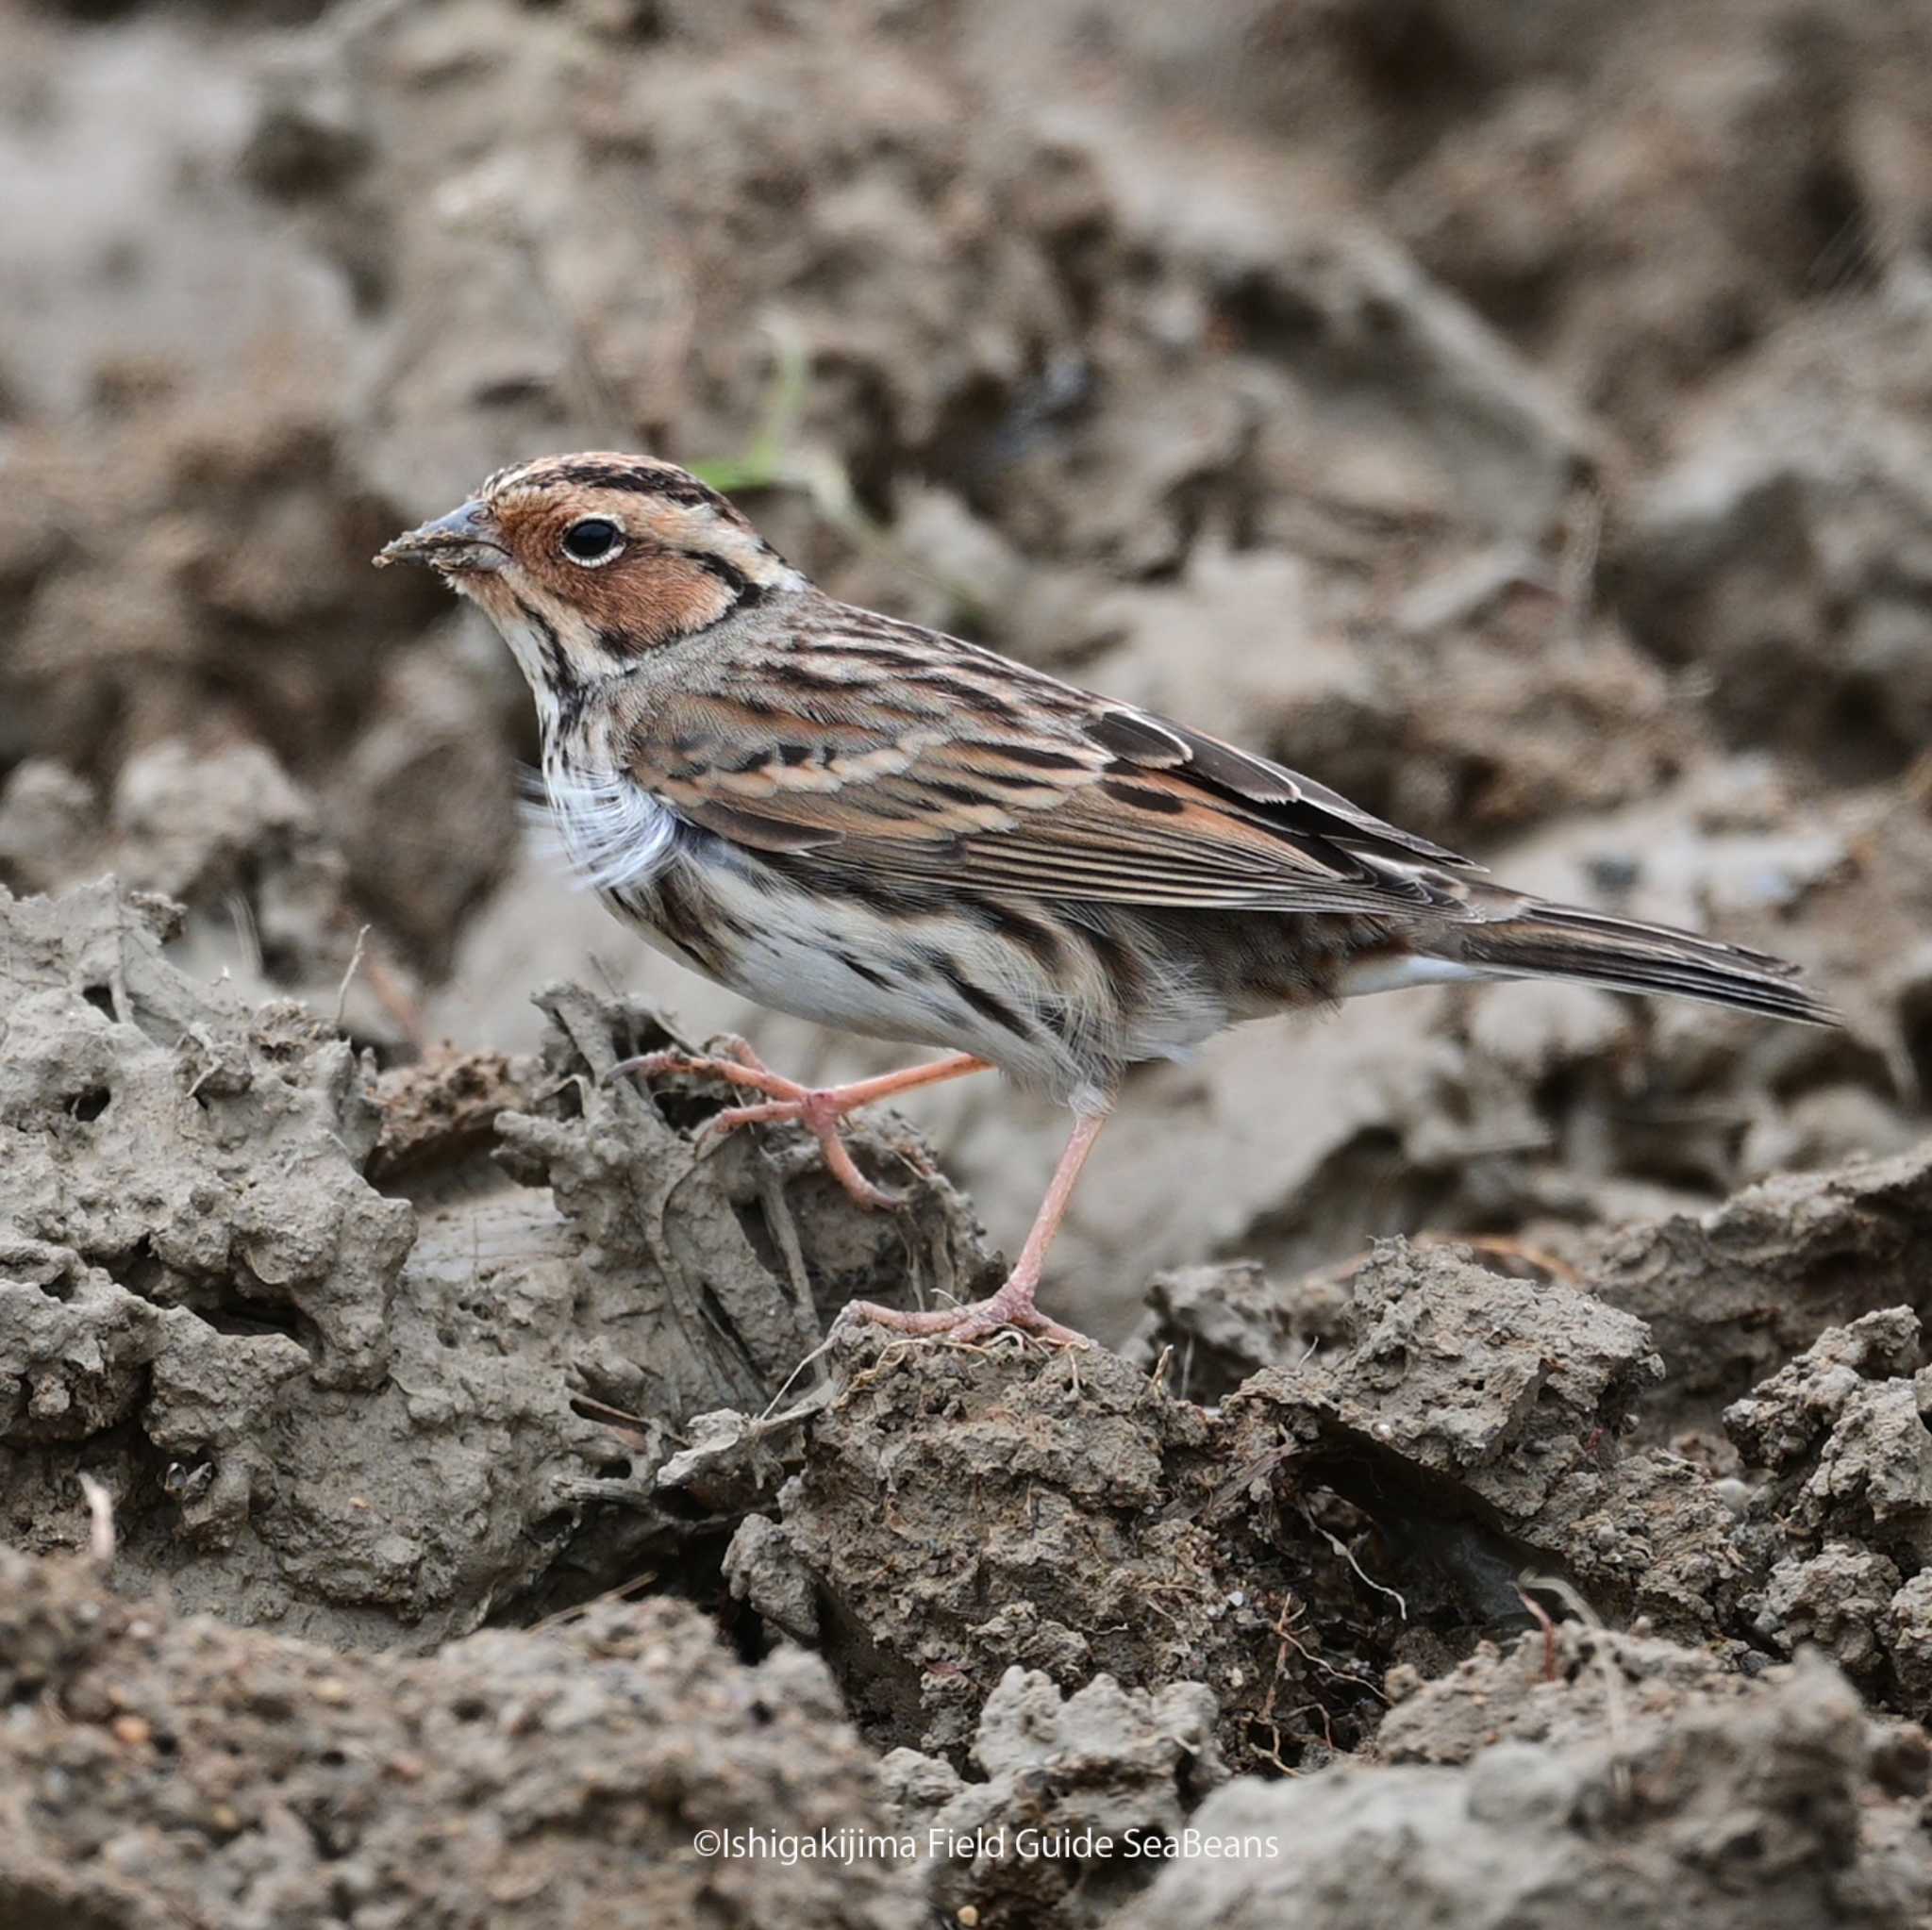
[1424,896,1837,1025]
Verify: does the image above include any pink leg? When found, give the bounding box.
[613,1041,991,1209]
[845,1106,1110,1348]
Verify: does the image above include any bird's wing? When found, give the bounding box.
[625,620,1485,917]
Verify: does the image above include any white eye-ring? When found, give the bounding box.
[560,517,625,567]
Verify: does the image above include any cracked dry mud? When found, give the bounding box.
[7,874,1932,1924]
[0,879,984,1647]
[7,0,1932,1925]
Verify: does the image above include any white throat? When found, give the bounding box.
[536,764,682,896]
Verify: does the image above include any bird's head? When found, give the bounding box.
[375,452,806,702]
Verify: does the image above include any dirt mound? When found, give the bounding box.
[1127,1651,1930,1929]
[0,879,982,1646]
[0,1547,918,1929]
[5,871,1932,1918]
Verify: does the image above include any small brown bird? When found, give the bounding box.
[378,452,1833,1346]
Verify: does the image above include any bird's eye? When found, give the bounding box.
[561,518,623,565]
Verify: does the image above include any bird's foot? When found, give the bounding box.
[614,1037,905,1211]
[841,1273,1091,1349]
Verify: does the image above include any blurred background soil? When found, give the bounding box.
[6,0,1931,1338]
[4,2,1932,1926]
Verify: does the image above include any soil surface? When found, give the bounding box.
[5,2,1932,1925]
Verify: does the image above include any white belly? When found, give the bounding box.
[644,848,1081,1081]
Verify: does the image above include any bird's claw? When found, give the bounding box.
[696,1098,905,1211]
[614,1048,902,1212]
[840,1285,1092,1349]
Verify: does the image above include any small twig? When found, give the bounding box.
[77,1473,116,1565]
[760,1328,842,1421]
[1246,1721,1298,1776]
[1310,1515,1407,1622]
[1288,1700,1338,1752]
[1251,1590,1340,1773]
[334,923,371,1032]
[1516,1584,1559,1682]
[569,1392,658,1446]
[225,890,263,979]
[1557,484,1604,632]
[1146,1342,1174,1399]
[528,1568,660,1637]
[1521,1571,1630,1810]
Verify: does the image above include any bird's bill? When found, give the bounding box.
[374,500,507,573]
